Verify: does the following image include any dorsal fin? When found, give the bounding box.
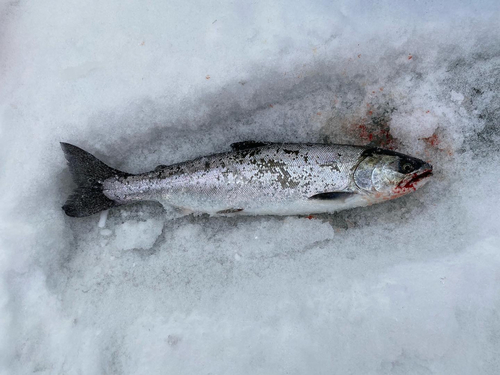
[230,140,271,151]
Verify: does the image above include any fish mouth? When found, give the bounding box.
[411,169,433,183]
[399,167,433,189]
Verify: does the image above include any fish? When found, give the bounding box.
[60,141,433,218]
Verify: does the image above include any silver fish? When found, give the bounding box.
[60,141,433,217]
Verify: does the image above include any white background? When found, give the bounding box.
[1,0,500,374]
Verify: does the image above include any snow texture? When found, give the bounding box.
[1,0,500,374]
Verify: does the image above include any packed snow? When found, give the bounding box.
[1,0,499,374]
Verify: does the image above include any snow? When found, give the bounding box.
[1,0,500,374]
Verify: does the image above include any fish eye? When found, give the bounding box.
[399,161,416,174]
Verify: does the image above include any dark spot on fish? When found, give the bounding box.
[282,149,300,156]
[204,161,210,170]
[240,148,262,158]
[319,162,340,172]
[277,165,299,188]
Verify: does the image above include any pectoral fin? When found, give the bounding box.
[308,192,355,200]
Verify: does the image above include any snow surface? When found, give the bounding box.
[1,0,500,374]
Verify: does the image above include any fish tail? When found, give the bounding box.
[60,142,130,217]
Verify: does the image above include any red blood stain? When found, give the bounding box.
[355,122,395,148]
[408,55,413,60]
[317,112,322,116]
[379,88,384,91]
[358,124,373,142]
[307,215,314,220]
[394,173,420,194]
[347,109,397,149]
[358,124,368,138]
[426,110,430,113]
[394,184,416,194]
[423,133,440,146]
[205,75,210,80]
[358,54,361,58]
[269,104,273,108]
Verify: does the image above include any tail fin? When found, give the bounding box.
[60,142,130,217]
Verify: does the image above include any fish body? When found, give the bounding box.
[61,141,433,217]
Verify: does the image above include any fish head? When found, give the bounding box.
[353,148,433,199]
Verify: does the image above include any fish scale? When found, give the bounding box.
[103,144,364,215]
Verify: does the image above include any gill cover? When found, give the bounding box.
[354,148,427,192]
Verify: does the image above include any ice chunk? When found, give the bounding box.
[100,229,113,236]
[113,219,163,250]
[450,90,465,102]
[98,210,109,228]
[390,108,440,140]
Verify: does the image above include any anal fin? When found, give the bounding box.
[217,208,244,214]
